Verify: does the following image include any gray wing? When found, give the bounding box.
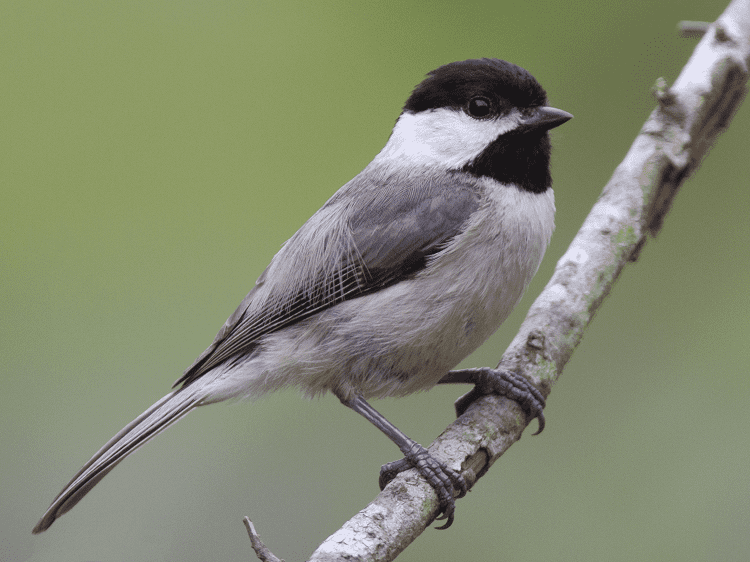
[175,170,481,387]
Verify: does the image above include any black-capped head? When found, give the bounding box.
[397,59,571,193]
[403,58,549,117]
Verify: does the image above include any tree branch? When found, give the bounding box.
[251,1,750,560]
[244,518,285,562]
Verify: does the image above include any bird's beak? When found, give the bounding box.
[519,106,573,133]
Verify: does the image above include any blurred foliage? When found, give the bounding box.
[2,1,748,561]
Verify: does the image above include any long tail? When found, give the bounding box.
[33,385,204,534]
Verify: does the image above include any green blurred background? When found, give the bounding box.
[2,1,748,560]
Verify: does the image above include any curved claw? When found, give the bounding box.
[434,506,454,530]
[531,410,546,435]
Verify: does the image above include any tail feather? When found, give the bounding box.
[33,386,203,534]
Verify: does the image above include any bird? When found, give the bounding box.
[33,57,571,534]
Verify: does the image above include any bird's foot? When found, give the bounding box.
[378,442,467,529]
[460,367,546,434]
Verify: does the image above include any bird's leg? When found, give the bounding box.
[438,367,546,433]
[377,368,545,500]
[337,392,467,529]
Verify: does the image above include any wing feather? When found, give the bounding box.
[175,168,481,387]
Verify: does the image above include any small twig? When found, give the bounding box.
[243,517,285,562]
[678,20,711,38]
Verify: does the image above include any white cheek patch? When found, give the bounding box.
[373,108,521,169]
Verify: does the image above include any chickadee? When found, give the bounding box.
[33,58,571,534]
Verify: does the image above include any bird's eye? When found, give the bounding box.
[467,97,492,118]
